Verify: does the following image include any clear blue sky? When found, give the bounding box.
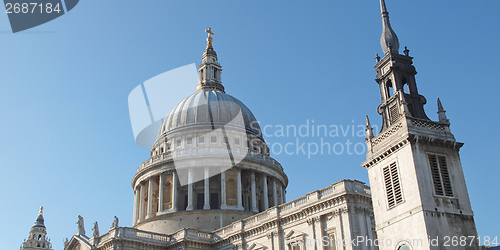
[1,1,499,249]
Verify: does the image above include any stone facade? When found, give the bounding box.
[64,179,374,250]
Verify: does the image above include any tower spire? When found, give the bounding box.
[379,0,399,54]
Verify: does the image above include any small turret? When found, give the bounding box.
[20,207,53,250]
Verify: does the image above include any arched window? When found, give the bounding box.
[401,77,409,94]
[386,80,394,98]
[38,234,42,240]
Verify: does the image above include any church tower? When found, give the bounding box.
[20,207,53,250]
[362,1,480,249]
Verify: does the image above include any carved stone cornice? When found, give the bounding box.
[409,134,463,150]
[363,137,409,169]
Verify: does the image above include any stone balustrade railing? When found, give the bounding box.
[136,147,283,173]
[213,180,370,238]
[409,117,446,131]
[90,228,171,248]
[371,117,450,147]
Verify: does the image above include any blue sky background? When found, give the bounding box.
[0,0,499,249]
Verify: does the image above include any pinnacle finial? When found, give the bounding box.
[380,0,388,13]
[366,115,374,139]
[205,27,214,49]
[437,98,449,123]
[39,206,43,215]
[379,0,400,54]
[437,97,444,111]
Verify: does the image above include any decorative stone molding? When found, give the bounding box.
[371,121,403,146]
[363,137,409,168]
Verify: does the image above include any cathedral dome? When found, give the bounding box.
[157,90,262,140]
[132,29,287,235]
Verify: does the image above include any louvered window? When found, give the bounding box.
[383,162,403,208]
[428,154,453,197]
[389,104,400,124]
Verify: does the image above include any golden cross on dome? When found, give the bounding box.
[205,27,214,49]
[205,27,214,38]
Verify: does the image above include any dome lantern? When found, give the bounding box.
[196,27,225,93]
[20,207,52,250]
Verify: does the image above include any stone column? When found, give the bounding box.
[186,169,194,210]
[221,170,227,209]
[138,183,144,222]
[147,177,154,218]
[172,171,178,212]
[341,208,353,250]
[358,211,368,250]
[158,173,164,213]
[282,186,286,203]
[250,171,258,212]
[161,142,166,154]
[366,213,375,250]
[263,174,269,210]
[133,185,140,224]
[307,218,319,250]
[204,167,210,209]
[313,217,323,250]
[272,178,278,207]
[277,184,282,205]
[237,168,243,210]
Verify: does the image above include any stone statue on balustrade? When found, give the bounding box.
[76,215,85,236]
[110,216,119,229]
[92,221,99,238]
